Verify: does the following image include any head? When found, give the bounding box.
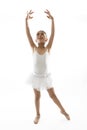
[35,30,48,47]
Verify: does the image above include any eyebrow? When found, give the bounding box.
[37,32,45,35]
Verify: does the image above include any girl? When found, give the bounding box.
[25,9,70,124]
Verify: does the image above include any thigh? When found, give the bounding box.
[33,88,40,96]
[47,88,55,96]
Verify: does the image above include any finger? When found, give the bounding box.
[44,11,47,13]
[27,11,29,15]
[26,11,29,18]
[29,10,32,13]
[29,11,34,15]
[29,10,34,14]
[44,9,48,13]
[46,9,49,12]
[46,9,50,14]
[44,10,48,13]
[44,11,49,15]
[45,11,50,16]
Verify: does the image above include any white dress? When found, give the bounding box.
[29,50,53,91]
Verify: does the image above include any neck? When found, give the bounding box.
[38,43,45,48]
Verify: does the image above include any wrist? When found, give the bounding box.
[25,17,28,21]
[51,17,54,20]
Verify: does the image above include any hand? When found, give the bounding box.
[44,9,53,20]
[26,10,34,20]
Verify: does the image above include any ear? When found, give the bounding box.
[45,38,48,42]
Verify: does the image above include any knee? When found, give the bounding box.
[34,89,41,100]
[47,88,56,99]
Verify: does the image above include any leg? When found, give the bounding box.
[47,88,70,120]
[33,89,41,124]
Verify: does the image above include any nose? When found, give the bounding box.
[39,33,42,36]
[39,34,43,38]
[39,34,41,37]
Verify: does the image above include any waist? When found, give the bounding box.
[33,72,51,77]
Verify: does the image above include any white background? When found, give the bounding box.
[0,0,87,130]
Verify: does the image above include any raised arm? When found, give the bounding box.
[25,10,36,50]
[44,10,55,51]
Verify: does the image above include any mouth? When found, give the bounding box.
[38,37,43,40]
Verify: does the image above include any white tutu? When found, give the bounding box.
[29,72,52,91]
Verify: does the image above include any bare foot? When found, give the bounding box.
[34,115,40,124]
[61,111,70,120]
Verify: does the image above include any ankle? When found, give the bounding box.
[60,111,70,120]
[36,114,40,117]
[61,110,66,114]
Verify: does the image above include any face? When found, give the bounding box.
[36,31,47,44]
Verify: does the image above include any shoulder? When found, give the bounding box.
[46,46,51,53]
[31,46,37,52]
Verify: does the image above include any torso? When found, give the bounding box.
[33,47,50,75]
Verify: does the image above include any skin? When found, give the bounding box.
[25,9,70,124]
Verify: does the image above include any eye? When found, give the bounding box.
[41,33,44,35]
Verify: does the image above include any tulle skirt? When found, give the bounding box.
[28,72,53,91]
